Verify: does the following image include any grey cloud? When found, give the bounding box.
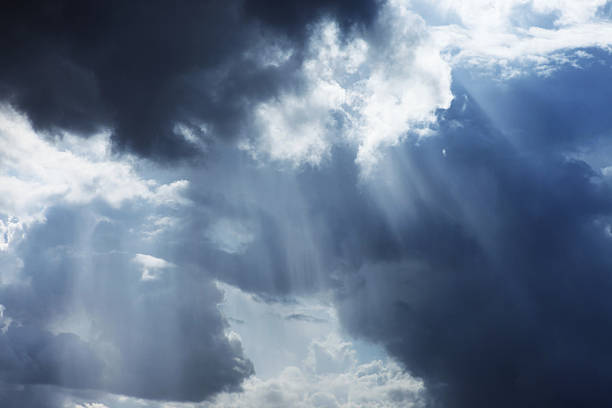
[0,327,103,389]
[0,384,66,408]
[331,86,612,407]
[0,204,253,403]
[3,3,612,406]
[452,48,612,156]
[3,72,612,407]
[154,75,612,407]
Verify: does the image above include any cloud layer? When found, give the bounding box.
[3,1,612,407]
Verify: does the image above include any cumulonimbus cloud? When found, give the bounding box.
[3,1,612,408]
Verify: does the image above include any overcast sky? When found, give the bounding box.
[2,1,612,407]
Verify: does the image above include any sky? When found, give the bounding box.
[2,1,612,407]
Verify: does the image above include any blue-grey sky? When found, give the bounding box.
[2,1,612,407]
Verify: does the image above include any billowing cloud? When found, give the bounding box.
[423,0,612,76]
[331,84,612,407]
[57,349,424,408]
[0,110,253,404]
[166,61,612,407]
[243,1,453,172]
[0,106,188,224]
[3,1,612,408]
[207,348,424,408]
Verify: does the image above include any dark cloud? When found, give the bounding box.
[243,0,379,37]
[454,48,612,153]
[0,384,65,408]
[330,83,612,407]
[0,0,378,160]
[153,69,612,406]
[3,3,612,406]
[55,62,611,407]
[0,327,103,389]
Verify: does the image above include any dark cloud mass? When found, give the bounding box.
[136,69,612,407]
[166,75,612,407]
[333,84,612,407]
[0,384,64,408]
[244,0,379,36]
[0,0,377,159]
[3,1,612,408]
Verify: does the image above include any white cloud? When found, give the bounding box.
[143,216,180,240]
[0,215,26,286]
[425,0,612,77]
[133,253,176,281]
[0,304,13,334]
[71,356,424,408]
[150,180,191,207]
[173,122,209,152]
[304,334,357,375]
[348,1,453,172]
[242,0,453,174]
[241,1,612,173]
[429,0,608,28]
[0,105,190,249]
[0,106,191,289]
[206,341,425,408]
[0,216,24,253]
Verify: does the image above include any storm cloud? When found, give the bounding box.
[3,1,612,408]
[0,0,377,159]
[334,82,612,407]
